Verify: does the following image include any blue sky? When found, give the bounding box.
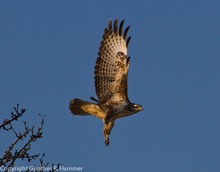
[0,0,220,171]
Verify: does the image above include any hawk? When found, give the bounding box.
[69,19,143,146]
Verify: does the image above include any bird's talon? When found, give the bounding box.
[105,139,110,146]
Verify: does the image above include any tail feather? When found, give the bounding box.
[69,98,94,116]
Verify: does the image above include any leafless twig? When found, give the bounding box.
[0,104,60,171]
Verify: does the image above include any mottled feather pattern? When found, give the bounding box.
[95,19,131,105]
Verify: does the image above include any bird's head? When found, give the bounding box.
[131,103,143,112]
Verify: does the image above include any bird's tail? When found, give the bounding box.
[69,98,94,115]
[69,98,105,119]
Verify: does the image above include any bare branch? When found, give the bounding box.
[0,104,60,171]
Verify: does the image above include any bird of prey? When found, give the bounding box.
[69,19,143,146]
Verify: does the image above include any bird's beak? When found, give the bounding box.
[139,106,143,111]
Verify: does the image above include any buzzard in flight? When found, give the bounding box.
[69,19,143,146]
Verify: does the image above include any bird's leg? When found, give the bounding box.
[103,121,115,146]
[104,123,110,146]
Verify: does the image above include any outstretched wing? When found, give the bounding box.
[95,19,131,105]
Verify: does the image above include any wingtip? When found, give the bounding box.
[126,36,131,47]
[123,26,130,40]
[108,19,112,30]
[119,20,125,36]
[114,19,118,33]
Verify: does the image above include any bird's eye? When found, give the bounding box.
[133,104,138,108]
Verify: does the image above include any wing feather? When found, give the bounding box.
[95,19,131,105]
[119,20,124,36]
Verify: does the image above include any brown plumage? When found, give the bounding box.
[69,19,143,146]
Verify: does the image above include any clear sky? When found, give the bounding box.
[0,0,220,171]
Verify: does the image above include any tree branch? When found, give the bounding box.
[0,104,60,171]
